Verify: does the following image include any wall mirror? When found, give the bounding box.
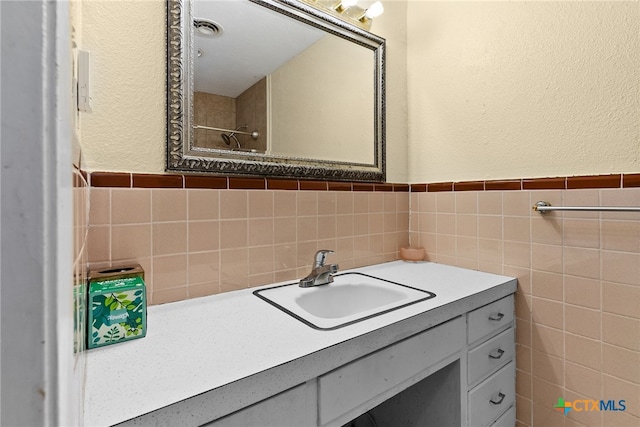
[167,0,386,181]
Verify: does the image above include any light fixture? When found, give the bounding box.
[302,0,384,31]
[333,0,358,13]
[361,1,384,21]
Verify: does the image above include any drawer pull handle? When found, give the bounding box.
[490,392,506,405]
[488,312,504,321]
[489,348,505,359]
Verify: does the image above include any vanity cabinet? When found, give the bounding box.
[465,295,515,427]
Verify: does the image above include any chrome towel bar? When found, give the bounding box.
[533,201,640,214]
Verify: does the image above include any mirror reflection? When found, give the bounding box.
[166,0,386,181]
[192,0,374,162]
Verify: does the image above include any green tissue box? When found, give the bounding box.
[88,269,147,349]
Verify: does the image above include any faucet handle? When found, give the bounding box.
[314,249,334,267]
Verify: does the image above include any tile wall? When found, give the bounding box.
[85,171,640,426]
[410,182,640,427]
[86,174,409,305]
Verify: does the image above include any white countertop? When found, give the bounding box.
[83,261,516,426]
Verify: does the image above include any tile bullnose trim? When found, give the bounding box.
[85,171,640,192]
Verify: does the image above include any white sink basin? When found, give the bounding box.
[253,272,436,330]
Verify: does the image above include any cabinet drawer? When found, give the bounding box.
[467,296,514,344]
[468,361,515,427]
[206,383,313,427]
[468,328,515,385]
[318,316,464,426]
[490,404,515,427]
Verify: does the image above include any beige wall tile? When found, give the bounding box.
[248,190,274,218]
[152,287,188,305]
[383,192,396,213]
[297,191,317,216]
[532,324,564,358]
[602,313,640,352]
[248,246,275,276]
[532,297,563,330]
[478,191,502,215]
[504,241,531,269]
[516,344,532,373]
[602,344,640,384]
[188,189,219,221]
[87,225,110,263]
[531,243,563,274]
[152,222,187,256]
[531,215,563,245]
[220,248,248,291]
[504,216,531,243]
[368,212,383,234]
[436,213,455,235]
[353,192,369,214]
[436,234,455,258]
[220,190,247,219]
[504,191,531,217]
[478,238,503,265]
[188,221,219,252]
[565,276,601,309]
[602,220,640,252]
[220,219,248,249]
[564,246,600,280]
[419,213,437,234]
[89,188,110,225]
[456,236,478,261]
[383,212,397,233]
[565,305,600,340]
[456,214,477,238]
[152,189,186,222]
[418,192,436,213]
[366,192,382,214]
[532,270,563,301]
[603,374,640,417]
[478,215,502,240]
[274,217,297,244]
[111,189,151,224]
[112,224,151,260]
[336,192,353,215]
[297,216,317,242]
[188,282,220,298]
[273,243,296,271]
[603,282,640,319]
[517,369,532,399]
[455,192,477,214]
[353,213,369,236]
[152,254,187,290]
[563,218,600,249]
[248,218,274,247]
[565,333,601,370]
[336,214,354,238]
[397,193,409,213]
[602,250,640,286]
[517,318,532,347]
[317,192,337,216]
[532,349,564,384]
[274,191,297,217]
[436,192,455,213]
[515,395,532,426]
[565,362,602,399]
[188,251,219,285]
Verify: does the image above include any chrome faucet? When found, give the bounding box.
[299,250,339,288]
